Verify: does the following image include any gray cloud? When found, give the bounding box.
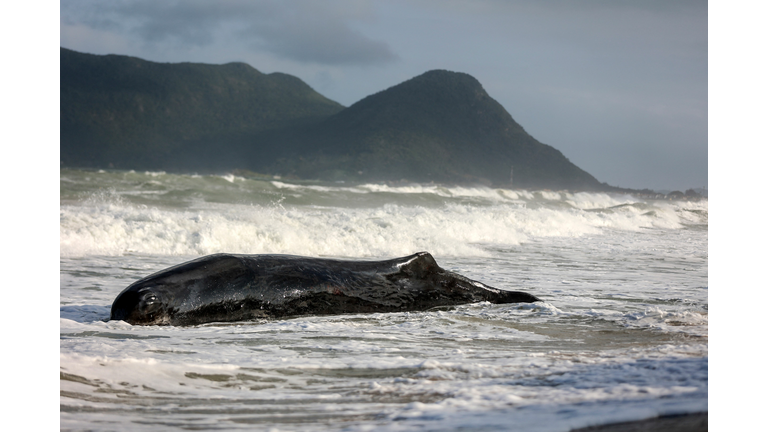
[243,20,398,66]
[60,0,398,65]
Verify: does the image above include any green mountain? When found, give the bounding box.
[61,48,605,190]
[60,47,343,170]
[268,70,602,189]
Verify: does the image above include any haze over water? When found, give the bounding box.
[60,169,707,431]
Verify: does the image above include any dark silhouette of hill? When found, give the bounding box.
[267,70,603,189]
[60,47,343,170]
[61,48,607,190]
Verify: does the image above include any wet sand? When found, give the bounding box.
[571,412,707,432]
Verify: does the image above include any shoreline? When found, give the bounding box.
[571,412,707,432]
[60,166,707,201]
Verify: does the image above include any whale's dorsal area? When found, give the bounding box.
[110,252,541,326]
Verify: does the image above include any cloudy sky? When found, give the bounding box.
[60,0,708,191]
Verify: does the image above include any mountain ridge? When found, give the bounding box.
[60,48,608,190]
[266,69,602,189]
[60,47,344,169]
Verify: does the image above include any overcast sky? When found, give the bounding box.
[60,0,708,191]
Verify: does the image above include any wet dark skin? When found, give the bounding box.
[110,252,541,326]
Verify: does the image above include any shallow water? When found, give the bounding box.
[60,169,707,431]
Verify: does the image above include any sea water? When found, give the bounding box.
[59,169,708,431]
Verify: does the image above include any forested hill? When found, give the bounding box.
[271,70,603,189]
[61,48,606,190]
[60,47,344,169]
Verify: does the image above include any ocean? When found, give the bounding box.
[59,168,708,431]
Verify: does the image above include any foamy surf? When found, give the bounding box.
[60,170,706,258]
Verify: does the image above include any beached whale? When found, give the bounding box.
[110,252,541,326]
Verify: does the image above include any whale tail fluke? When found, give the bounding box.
[493,290,541,304]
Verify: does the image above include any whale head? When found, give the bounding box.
[109,254,248,326]
[110,285,170,325]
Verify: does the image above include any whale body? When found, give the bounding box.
[110,252,541,326]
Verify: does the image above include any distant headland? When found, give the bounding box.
[61,47,660,193]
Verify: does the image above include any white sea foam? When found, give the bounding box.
[59,183,706,258]
[269,181,656,206]
[565,192,637,209]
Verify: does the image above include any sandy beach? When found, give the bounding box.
[572,412,707,432]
